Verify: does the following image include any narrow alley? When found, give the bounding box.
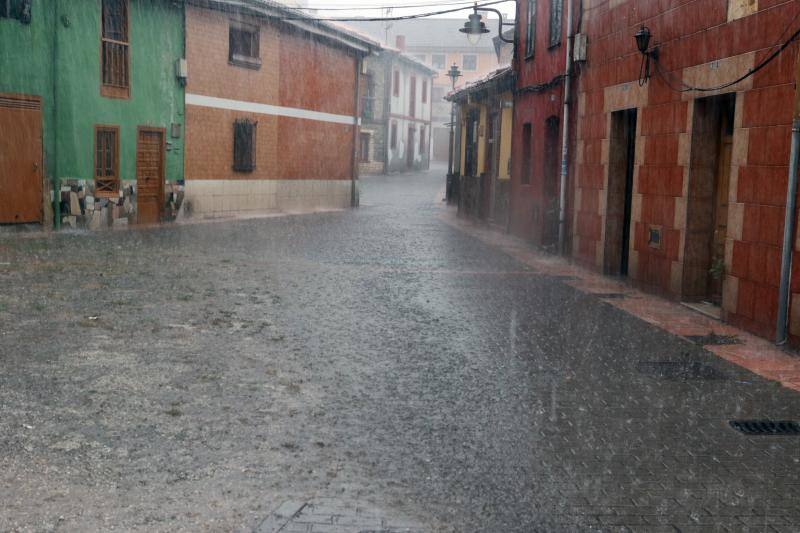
[1,167,799,532]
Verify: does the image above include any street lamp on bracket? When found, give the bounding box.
[446,63,463,203]
[459,2,515,46]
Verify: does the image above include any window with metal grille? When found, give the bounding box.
[229,22,261,69]
[431,54,446,70]
[393,71,400,97]
[101,0,129,98]
[359,133,370,162]
[94,126,120,195]
[390,122,397,149]
[233,119,257,172]
[422,80,428,104]
[549,0,562,48]
[525,0,537,58]
[361,73,375,120]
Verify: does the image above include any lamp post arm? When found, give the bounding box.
[475,7,515,43]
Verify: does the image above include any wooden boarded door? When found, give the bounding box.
[0,94,43,223]
[708,103,734,304]
[135,127,165,224]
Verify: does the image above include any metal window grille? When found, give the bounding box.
[526,0,537,57]
[233,119,257,172]
[549,0,563,48]
[95,127,119,194]
[101,0,129,89]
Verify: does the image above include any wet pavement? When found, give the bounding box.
[1,165,800,532]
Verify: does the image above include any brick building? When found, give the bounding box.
[183,0,377,218]
[509,0,572,247]
[449,67,515,224]
[567,0,799,341]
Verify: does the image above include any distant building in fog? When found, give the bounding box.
[344,18,510,162]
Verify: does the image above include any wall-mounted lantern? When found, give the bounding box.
[635,26,658,85]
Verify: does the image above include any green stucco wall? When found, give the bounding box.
[0,0,184,226]
[0,1,56,184]
[55,0,185,185]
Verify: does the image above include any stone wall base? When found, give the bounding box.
[184,179,353,218]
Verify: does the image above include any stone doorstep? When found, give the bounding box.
[440,209,800,394]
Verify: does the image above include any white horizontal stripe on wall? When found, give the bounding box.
[186,93,359,126]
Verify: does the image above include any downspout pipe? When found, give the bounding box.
[53,0,60,230]
[775,117,800,344]
[557,0,574,255]
[351,54,362,207]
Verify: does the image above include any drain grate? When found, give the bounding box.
[729,420,800,436]
[636,361,727,380]
[685,333,741,346]
[594,292,627,299]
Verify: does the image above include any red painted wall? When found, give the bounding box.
[573,0,799,341]
[510,0,571,243]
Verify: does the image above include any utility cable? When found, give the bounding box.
[297,0,487,11]
[277,0,513,21]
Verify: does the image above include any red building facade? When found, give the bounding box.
[510,0,574,247]
[570,0,799,341]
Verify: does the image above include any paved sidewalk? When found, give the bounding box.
[441,209,800,393]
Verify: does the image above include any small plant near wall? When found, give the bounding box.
[709,257,726,280]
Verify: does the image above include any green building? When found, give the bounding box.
[0,0,185,229]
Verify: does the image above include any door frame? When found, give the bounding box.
[135,125,166,224]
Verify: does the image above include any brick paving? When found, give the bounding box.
[442,210,800,393]
[1,166,800,532]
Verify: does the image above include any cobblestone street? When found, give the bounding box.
[2,166,800,532]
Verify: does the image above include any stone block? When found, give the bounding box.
[88,210,104,230]
[69,192,81,215]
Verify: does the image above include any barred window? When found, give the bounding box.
[101,0,129,98]
[233,119,257,172]
[94,126,120,195]
[525,0,537,58]
[549,0,563,48]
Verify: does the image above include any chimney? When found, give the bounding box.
[395,35,406,51]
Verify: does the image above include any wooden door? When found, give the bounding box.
[708,111,733,303]
[406,126,415,169]
[135,127,165,224]
[0,94,43,223]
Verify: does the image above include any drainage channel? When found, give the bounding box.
[729,420,800,436]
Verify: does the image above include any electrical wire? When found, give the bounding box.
[656,24,800,93]
[296,0,485,11]
[277,0,513,21]
[654,5,800,93]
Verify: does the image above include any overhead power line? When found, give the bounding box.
[297,0,483,11]
[279,0,513,21]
